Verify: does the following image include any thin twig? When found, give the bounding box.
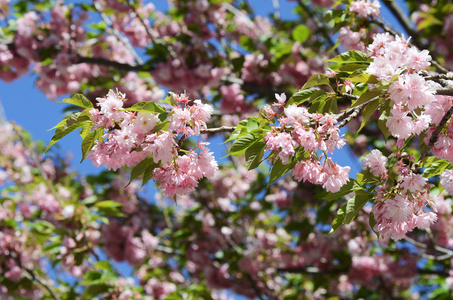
[296,0,339,54]
[24,268,60,300]
[126,0,178,61]
[93,1,143,65]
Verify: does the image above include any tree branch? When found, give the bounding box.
[92,0,143,65]
[24,268,60,300]
[76,55,150,71]
[295,0,339,54]
[277,266,449,277]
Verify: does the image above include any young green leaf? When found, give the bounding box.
[423,159,450,178]
[287,89,319,106]
[327,204,346,235]
[59,94,93,109]
[245,140,266,171]
[81,128,104,163]
[302,74,330,89]
[292,24,311,43]
[122,101,166,113]
[324,50,371,64]
[344,193,370,224]
[229,134,257,156]
[358,98,382,133]
[46,110,92,152]
[268,159,295,187]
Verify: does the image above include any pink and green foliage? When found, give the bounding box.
[3,0,453,298]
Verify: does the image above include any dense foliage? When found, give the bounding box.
[2,0,453,299]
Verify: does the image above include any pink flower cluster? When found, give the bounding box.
[365,33,439,140]
[263,93,350,193]
[362,149,388,176]
[87,90,218,197]
[102,220,158,266]
[367,33,431,81]
[371,162,437,240]
[350,0,381,19]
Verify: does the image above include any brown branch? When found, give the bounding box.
[24,268,60,300]
[436,88,453,97]
[381,1,422,47]
[425,73,453,81]
[200,126,236,134]
[295,0,339,54]
[277,266,449,277]
[92,0,143,65]
[76,55,151,71]
[404,235,453,261]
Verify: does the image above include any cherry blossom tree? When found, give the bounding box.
[2,0,453,299]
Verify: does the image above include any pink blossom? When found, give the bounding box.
[350,0,381,18]
[400,173,426,193]
[388,73,435,110]
[97,90,127,122]
[132,112,159,134]
[284,104,310,125]
[362,149,388,176]
[322,160,351,193]
[273,93,286,108]
[147,132,177,164]
[386,107,413,139]
[338,27,365,51]
[264,132,296,165]
[440,169,453,195]
[406,47,431,71]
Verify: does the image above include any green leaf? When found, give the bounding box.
[29,220,56,235]
[302,74,330,89]
[229,134,257,156]
[94,261,113,272]
[268,159,295,187]
[369,212,379,238]
[246,118,259,132]
[292,24,310,43]
[327,204,346,235]
[350,89,382,108]
[245,141,266,170]
[344,193,370,224]
[338,63,368,73]
[93,200,122,209]
[83,284,110,298]
[378,99,391,140]
[308,92,329,114]
[122,101,166,113]
[348,74,379,84]
[130,156,157,182]
[81,128,104,162]
[46,110,92,152]
[423,159,450,178]
[358,98,382,133]
[287,89,318,106]
[59,94,93,109]
[162,93,177,106]
[324,50,371,64]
